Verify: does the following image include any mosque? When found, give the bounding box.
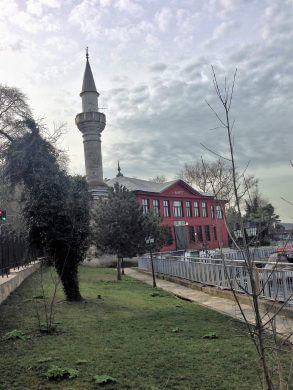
[76,51,229,251]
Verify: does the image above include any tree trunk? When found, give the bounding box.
[55,258,83,301]
[121,257,125,275]
[117,256,122,281]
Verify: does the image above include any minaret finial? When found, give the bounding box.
[86,46,89,60]
[116,160,123,177]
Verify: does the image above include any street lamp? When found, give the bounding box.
[146,237,156,288]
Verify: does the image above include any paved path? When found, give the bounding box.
[125,268,293,340]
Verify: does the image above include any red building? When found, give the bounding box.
[107,176,229,252]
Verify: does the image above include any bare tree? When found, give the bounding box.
[0,85,32,151]
[177,158,258,209]
[206,66,293,390]
[0,84,67,165]
[149,175,167,183]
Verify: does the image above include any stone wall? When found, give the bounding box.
[0,262,40,305]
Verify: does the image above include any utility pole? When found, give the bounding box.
[146,237,156,288]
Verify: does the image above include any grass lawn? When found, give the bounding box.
[0,266,274,389]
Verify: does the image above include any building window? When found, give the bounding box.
[197,226,203,242]
[163,200,170,217]
[153,199,160,216]
[173,201,183,217]
[202,202,208,217]
[189,225,195,242]
[211,205,215,219]
[216,205,223,219]
[186,201,192,217]
[213,226,217,241]
[205,225,211,241]
[194,201,200,217]
[142,199,149,214]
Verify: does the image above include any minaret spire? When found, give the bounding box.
[116,160,123,177]
[81,47,98,100]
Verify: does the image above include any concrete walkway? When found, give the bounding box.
[125,268,293,340]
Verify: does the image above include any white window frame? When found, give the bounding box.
[186,201,192,217]
[142,199,149,214]
[216,205,222,219]
[202,202,207,217]
[194,201,200,217]
[153,199,160,216]
[173,201,183,217]
[163,200,170,217]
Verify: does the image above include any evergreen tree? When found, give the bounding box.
[92,183,171,280]
[244,194,279,244]
[92,183,145,280]
[4,119,90,301]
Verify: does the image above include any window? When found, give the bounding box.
[173,201,183,217]
[163,200,170,217]
[197,226,203,242]
[211,205,215,219]
[186,201,192,217]
[153,199,160,216]
[202,202,208,217]
[216,205,223,219]
[205,225,211,241]
[142,199,149,214]
[189,225,195,242]
[212,226,217,241]
[194,201,200,217]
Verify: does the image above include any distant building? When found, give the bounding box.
[273,223,293,242]
[107,175,229,252]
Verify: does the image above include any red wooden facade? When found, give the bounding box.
[134,180,229,252]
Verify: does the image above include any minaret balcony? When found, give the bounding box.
[75,111,106,131]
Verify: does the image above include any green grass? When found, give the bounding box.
[0,267,274,389]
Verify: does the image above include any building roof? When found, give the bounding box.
[106,176,211,196]
[81,57,98,95]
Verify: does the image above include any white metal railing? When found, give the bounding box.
[138,256,293,305]
[152,247,278,261]
[223,247,278,261]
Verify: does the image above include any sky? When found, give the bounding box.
[0,0,293,221]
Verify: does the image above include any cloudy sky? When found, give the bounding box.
[0,0,293,220]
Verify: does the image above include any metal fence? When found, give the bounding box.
[138,256,293,305]
[223,247,278,261]
[0,232,38,277]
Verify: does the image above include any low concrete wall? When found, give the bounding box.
[0,262,40,305]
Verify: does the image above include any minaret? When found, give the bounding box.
[75,48,108,197]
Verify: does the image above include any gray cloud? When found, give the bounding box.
[1,0,292,220]
[149,63,168,72]
[101,1,293,222]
